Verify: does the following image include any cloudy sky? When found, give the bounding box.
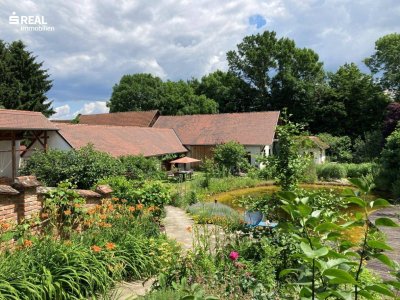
[0,0,399,119]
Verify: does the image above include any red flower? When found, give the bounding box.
[229,251,239,261]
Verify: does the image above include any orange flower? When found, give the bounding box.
[88,208,96,215]
[136,203,144,210]
[186,226,192,232]
[99,222,112,228]
[23,240,33,247]
[74,203,81,208]
[112,197,119,202]
[121,199,128,203]
[128,206,136,212]
[99,214,107,220]
[64,209,72,216]
[105,242,116,250]
[148,206,156,212]
[0,222,11,231]
[91,245,102,252]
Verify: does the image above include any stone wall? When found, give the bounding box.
[0,176,112,225]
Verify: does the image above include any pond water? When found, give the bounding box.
[206,184,378,243]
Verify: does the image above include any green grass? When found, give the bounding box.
[187,202,243,226]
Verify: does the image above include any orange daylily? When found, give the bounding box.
[91,245,102,252]
[105,242,116,250]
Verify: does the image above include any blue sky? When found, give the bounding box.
[0,0,399,119]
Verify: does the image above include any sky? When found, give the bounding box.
[0,0,399,119]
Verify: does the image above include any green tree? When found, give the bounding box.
[365,33,400,100]
[313,63,390,137]
[0,40,54,116]
[273,114,306,191]
[108,74,218,115]
[213,141,249,175]
[317,133,353,163]
[376,127,400,197]
[227,31,325,124]
[108,73,163,112]
[193,70,258,112]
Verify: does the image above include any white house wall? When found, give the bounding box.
[300,147,326,164]
[0,140,21,178]
[22,131,72,160]
[244,145,271,168]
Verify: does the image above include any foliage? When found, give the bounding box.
[213,141,250,175]
[120,155,164,180]
[227,30,325,125]
[0,40,54,116]
[108,73,218,115]
[317,133,353,162]
[43,181,86,239]
[21,145,125,189]
[352,131,383,163]
[376,127,400,197]
[316,163,347,180]
[345,163,375,178]
[313,63,389,137]
[192,70,257,113]
[301,157,318,184]
[278,177,399,299]
[98,176,171,212]
[365,33,400,100]
[271,114,306,191]
[383,102,400,139]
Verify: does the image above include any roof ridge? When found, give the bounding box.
[159,111,280,118]
[0,109,43,115]
[57,123,172,130]
[80,110,158,117]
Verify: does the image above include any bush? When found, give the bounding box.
[344,163,374,178]
[21,145,125,189]
[376,127,400,197]
[316,163,347,180]
[120,155,165,180]
[213,141,250,175]
[301,157,317,183]
[187,202,243,227]
[317,133,353,162]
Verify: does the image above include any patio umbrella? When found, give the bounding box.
[169,156,201,164]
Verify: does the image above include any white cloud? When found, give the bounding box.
[51,101,109,119]
[0,0,399,111]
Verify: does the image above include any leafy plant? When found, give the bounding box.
[213,141,250,175]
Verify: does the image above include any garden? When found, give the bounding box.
[1,118,400,299]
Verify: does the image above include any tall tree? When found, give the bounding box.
[108,74,218,115]
[0,40,54,116]
[193,70,257,112]
[313,63,390,137]
[226,30,325,124]
[108,73,163,112]
[365,33,400,100]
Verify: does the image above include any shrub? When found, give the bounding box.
[344,163,374,178]
[187,202,243,227]
[21,145,125,189]
[317,133,353,162]
[120,155,165,180]
[301,157,317,183]
[316,163,347,180]
[376,127,400,197]
[213,141,250,175]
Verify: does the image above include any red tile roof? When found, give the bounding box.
[56,123,187,157]
[78,110,159,127]
[153,111,280,145]
[0,109,58,130]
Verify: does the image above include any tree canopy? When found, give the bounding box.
[365,33,400,100]
[0,40,54,116]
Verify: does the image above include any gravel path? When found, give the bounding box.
[112,205,194,299]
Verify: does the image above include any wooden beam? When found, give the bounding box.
[44,130,48,152]
[11,132,16,180]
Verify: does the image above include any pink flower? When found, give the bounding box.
[229,251,239,261]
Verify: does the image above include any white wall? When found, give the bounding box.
[244,145,271,168]
[0,140,21,178]
[22,131,72,160]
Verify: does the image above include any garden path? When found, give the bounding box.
[367,205,400,280]
[112,205,194,299]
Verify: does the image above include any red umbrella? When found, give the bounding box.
[169,156,201,164]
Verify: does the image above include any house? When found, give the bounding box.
[0,109,58,179]
[23,123,187,158]
[299,136,329,164]
[153,111,280,167]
